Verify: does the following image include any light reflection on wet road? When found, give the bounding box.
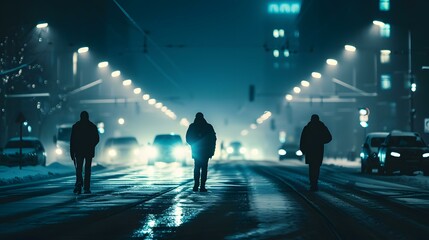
[1,160,429,239]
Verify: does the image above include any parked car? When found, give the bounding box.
[378,131,429,175]
[101,136,143,165]
[0,137,46,166]
[360,132,389,173]
[226,141,246,160]
[278,143,303,161]
[146,134,190,166]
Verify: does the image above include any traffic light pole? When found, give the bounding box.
[408,30,415,132]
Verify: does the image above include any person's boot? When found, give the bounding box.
[73,186,81,194]
[193,180,199,192]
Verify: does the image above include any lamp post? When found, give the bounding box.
[73,47,89,87]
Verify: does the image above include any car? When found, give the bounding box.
[0,137,47,166]
[278,143,303,161]
[101,136,143,165]
[378,131,429,175]
[360,132,389,173]
[146,134,190,166]
[226,141,246,160]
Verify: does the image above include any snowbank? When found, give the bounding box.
[0,162,104,185]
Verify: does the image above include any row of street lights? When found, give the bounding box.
[282,20,417,132]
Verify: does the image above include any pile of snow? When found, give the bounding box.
[323,158,361,168]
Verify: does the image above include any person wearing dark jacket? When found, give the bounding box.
[70,111,99,194]
[186,112,216,192]
[300,114,332,191]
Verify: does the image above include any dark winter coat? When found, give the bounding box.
[300,119,332,166]
[70,120,99,159]
[186,118,216,160]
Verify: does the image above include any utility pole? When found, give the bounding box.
[408,30,415,132]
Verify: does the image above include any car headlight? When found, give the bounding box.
[296,150,303,156]
[173,146,186,159]
[108,148,117,157]
[239,147,247,154]
[278,149,286,156]
[360,152,364,158]
[55,148,63,155]
[226,147,234,154]
[133,148,140,156]
[423,153,429,158]
[390,151,400,157]
[146,146,158,158]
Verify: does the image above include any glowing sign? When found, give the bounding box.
[268,2,301,14]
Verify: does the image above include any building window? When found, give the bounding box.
[380,50,391,64]
[268,2,301,14]
[380,23,391,37]
[379,0,390,11]
[381,74,391,90]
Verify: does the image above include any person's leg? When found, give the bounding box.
[74,156,84,194]
[83,157,92,193]
[309,163,318,190]
[200,159,209,191]
[193,159,202,191]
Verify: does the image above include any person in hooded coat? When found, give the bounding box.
[70,111,99,194]
[186,112,216,192]
[300,114,332,191]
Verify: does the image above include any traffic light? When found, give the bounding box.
[249,84,255,102]
[358,107,369,128]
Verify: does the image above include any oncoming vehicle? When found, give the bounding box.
[378,131,429,175]
[102,136,142,165]
[0,137,47,166]
[360,132,389,173]
[53,124,73,164]
[226,141,246,160]
[278,143,303,161]
[146,134,190,166]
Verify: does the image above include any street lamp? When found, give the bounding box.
[73,47,89,87]
[373,20,415,131]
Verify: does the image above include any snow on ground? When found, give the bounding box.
[0,162,76,185]
[0,162,106,185]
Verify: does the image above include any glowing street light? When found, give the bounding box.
[36,22,48,29]
[326,58,338,66]
[98,61,109,68]
[122,79,132,86]
[285,94,293,101]
[293,87,301,93]
[77,47,89,54]
[344,45,356,52]
[301,80,310,87]
[111,70,121,78]
[133,88,141,94]
[311,72,322,79]
[372,20,385,27]
[118,118,125,125]
[142,94,150,100]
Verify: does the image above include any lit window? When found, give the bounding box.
[379,0,390,11]
[380,50,391,64]
[381,75,391,90]
[380,23,390,37]
[268,3,301,14]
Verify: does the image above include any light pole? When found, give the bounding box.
[73,47,89,87]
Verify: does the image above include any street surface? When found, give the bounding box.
[1,160,429,239]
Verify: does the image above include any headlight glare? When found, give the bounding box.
[390,151,400,157]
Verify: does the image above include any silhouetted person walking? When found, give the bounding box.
[70,111,99,194]
[300,114,332,191]
[186,112,216,192]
